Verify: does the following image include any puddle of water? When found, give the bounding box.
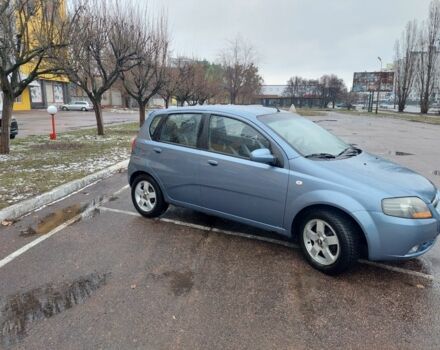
[20,203,86,236]
[395,151,414,156]
[0,272,108,347]
[147,270,194,296]
[313,119,337,123]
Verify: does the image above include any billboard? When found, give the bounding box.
[352,72,394,92]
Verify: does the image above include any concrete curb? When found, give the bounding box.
[0,159,129,222]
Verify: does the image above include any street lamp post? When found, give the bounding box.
[47,105,58,140]
[376,56,382,114]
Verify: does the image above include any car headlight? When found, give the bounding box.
[382,197,432,219]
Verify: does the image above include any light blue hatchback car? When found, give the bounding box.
[128,105,440,274]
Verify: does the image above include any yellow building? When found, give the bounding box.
[13,0,69,111]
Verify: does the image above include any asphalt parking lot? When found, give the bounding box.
[12,109,139,138]
[1,112,440,349]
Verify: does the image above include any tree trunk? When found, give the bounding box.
[398,102,405,112]
[0,93,14,154]
[92,98,104,135]
[164,97,169,108]
[230,92,236,104]
[139,101,146,127]
[420,92,429,114]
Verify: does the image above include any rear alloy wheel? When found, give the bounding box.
[81,107,86,111]
[131,175,168,218]
[299,210,360,275]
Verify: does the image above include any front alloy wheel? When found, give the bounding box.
[299,209,360,275]
[303,219,340,266]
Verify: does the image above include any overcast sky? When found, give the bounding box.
[151,0,431,88]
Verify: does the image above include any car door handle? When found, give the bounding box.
[153,147,162,154]
[207,160,218,166]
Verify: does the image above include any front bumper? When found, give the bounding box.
[355,208,440,261]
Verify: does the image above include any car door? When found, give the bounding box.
[198,114,290,230]
[147,113,204,206]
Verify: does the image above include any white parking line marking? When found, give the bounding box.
[113,184,130,196]
[99,207,139,217]
[0,216,80,269]
[359,260,438,282]
[0,185,130,270]
[99,206,440,282]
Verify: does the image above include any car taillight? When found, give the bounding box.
[131,137,137,152]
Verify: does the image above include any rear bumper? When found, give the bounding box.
[355,210,440,261]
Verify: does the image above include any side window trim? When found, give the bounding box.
[151,114,167,141]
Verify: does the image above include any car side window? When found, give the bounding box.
[159,114,202,148]
[208,115,270,158]
[149,115,163,137]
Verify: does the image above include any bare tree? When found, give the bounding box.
[284,76,305,100]
[173,58,198,106]
[319,74,346,108]
[220,36,262,104]
[394,20,418,112]
[121,7,169,126]
[159,58,224,107]
[60,0,141,135]
[416,0,440,114]
[159,65,178,108]
[0,0,70,154]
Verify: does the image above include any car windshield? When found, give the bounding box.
[258,113,351,158]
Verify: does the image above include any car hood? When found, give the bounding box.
[314,152,437,203]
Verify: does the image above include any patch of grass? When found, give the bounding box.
[292,108,328,117]
[0,123,139,209]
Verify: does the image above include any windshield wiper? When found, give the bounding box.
[304,153,336,159]
[336,146,361,158]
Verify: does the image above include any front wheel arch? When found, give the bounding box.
[292,204,369,259]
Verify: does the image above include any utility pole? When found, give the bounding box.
[376,56,382,114]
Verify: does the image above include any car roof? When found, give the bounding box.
[154,104,292,120]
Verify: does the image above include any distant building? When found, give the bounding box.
[255,84,324,108]
[12,1,70,111]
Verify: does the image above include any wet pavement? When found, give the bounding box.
[1,112,440,349]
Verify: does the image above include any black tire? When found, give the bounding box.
[298,209,360,275]
[131,174,168,218]
[81,107,86,111]
[10,134,16,139]
[62,107,68,111]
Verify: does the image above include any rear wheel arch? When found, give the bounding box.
[291,204,369,258]
[129,171,166,195]
[130,170,155,186]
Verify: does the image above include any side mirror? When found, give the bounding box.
[250,148,276,165]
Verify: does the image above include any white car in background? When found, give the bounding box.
[60,101,93,111]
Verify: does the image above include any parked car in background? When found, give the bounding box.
[336,102,355,110]
[0,115,18,139]
[128,105,440,275]
[60,101,92,111]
